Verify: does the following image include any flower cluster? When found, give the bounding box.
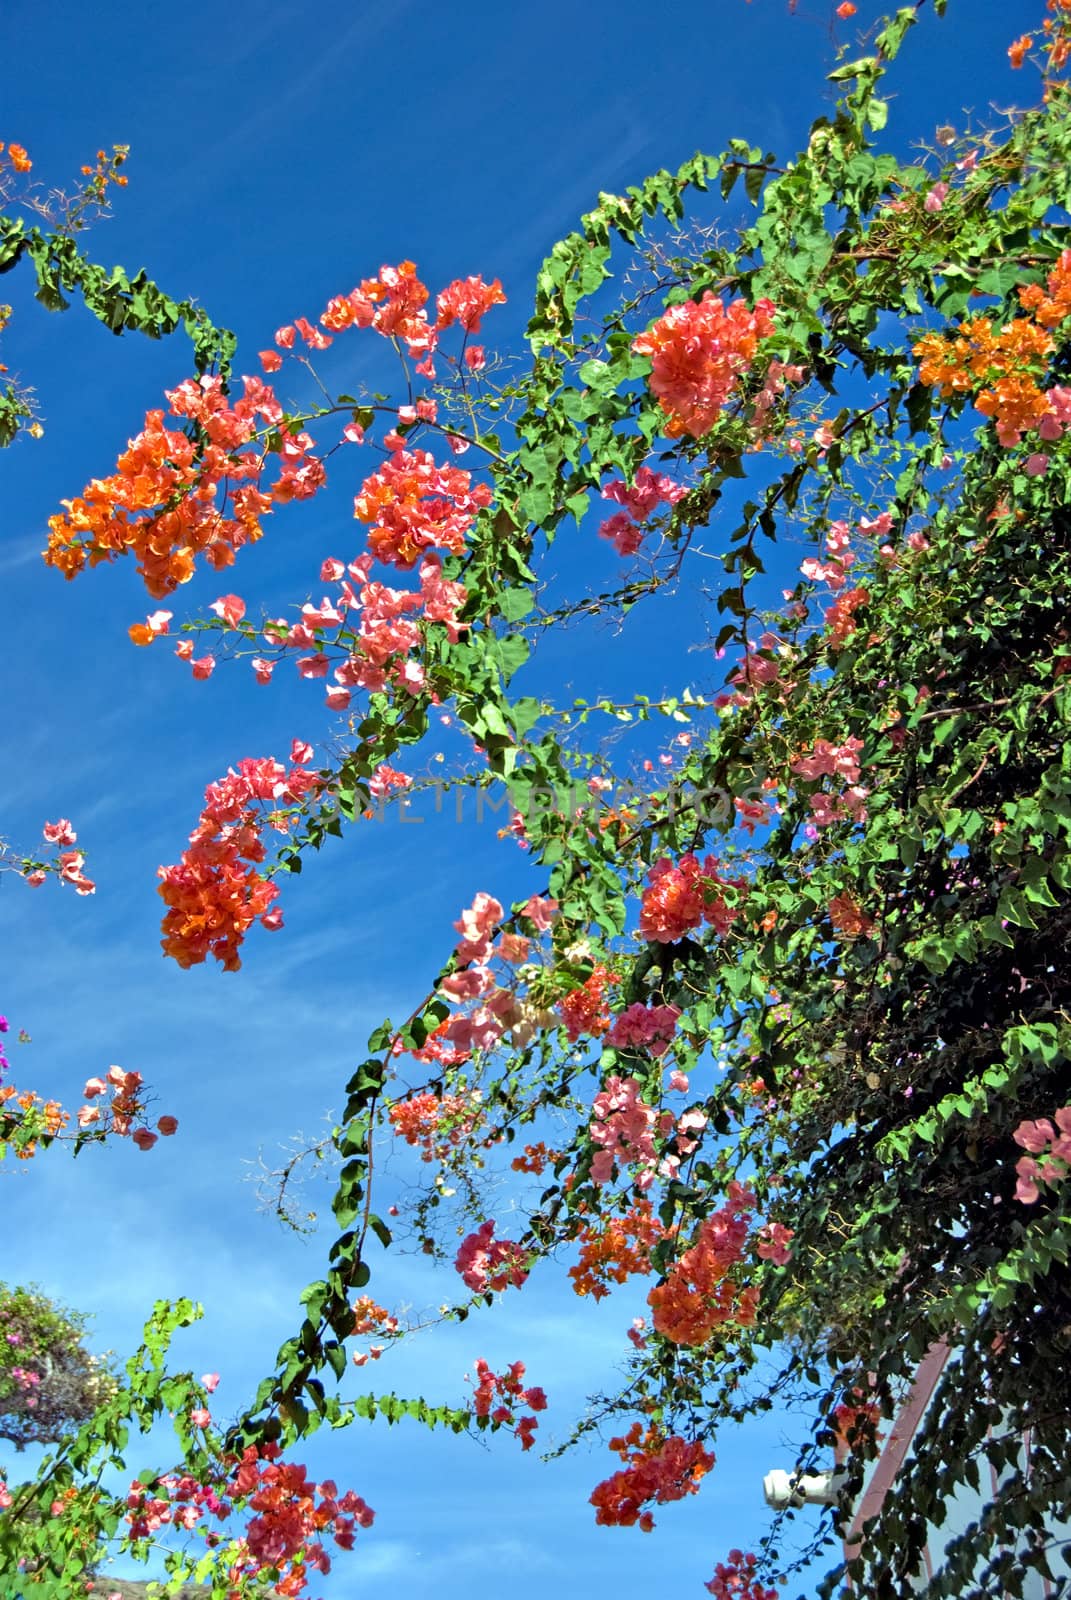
[310,263,504,375]
[350,1296,400,1367]
[750,359,805,443]
[724,636,795,708]
[914,253,1071,448]
[1007,1,1071,73]
[0,1053,169,1165]
[828,891,876,939]
[598,467,686,556]
[588,1075,675,1188]
[755,1220,794,1266]
[569,1200,665,1299]
[607,1002,681,1057]
[314,260,435,357]
[435,274,507,337]
[790,738,868,831]
[253,550,468,709]
[1012,1108,1071,1202]
[705,1550,779,1600]
[590,1423,715,1530]
[832,1391,883,1456]
[0,141,31,175]
[800,520,854,592]
[454,1220,530,1293]
[0,1086,68,1158]
[453,890,504,963]
[558,965,617,1041]
[387,1090,484,1163]
[647,1184,757,1345]
[350,1298,398,1338]
[510,1140,559,1175]
[353,448,492,569]
[11,817,95,894]
[405,889,556,1062]
[45,373,288,596]
[45,263,505,608]
[125,1440,373,1598]
[468,1357,547,1450]
[639,854,742,943]
[74,143,130,206]
[158,747,319,970]
[632,291,777,438]
[76,1065,176,1150]
[824,584,870,651]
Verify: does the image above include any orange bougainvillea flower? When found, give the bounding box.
[1008,33,1033,68]
[45,375,289,597]
[647,1184,756,1345]
[915,252,1071,446]
[570,1200,665,1300]
[2,142,32,173]
[1018,248,1071,329]
[828,891,876,939]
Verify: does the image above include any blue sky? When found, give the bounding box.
[0,2,1041,1595]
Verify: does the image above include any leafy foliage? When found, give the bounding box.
[6,4,1071,1597]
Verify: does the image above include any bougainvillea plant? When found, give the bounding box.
[0,1285,117,1453]
[0,138,234,447]
[4,1,1071,1596]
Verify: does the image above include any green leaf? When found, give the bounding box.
[499,588,534,622]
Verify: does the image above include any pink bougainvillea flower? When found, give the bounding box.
[42,819,77,847]
[58,850,95,895]
[756,1221,795,1266]
[132,1128,158,1151]
[454,891,504,958]
[454,1219,530,1293]
[209,594,246,626]
[633,291,777,438]
[156,1115,179,1136]
[1014,1118,1055,1154]
[521,895,558,931]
